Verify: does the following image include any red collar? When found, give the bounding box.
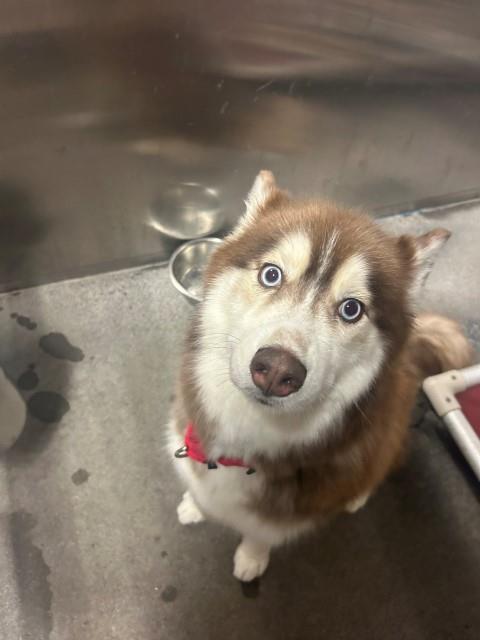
[175,422,254,473]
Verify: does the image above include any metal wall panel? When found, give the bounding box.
[1,1,480,289]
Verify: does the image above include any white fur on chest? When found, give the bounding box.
[168,425,312,546]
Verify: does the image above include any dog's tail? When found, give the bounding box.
[408,313,474,380]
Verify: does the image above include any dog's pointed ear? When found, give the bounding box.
[230,170,283,237]
[399,228,451,299]
[245,170,277,215]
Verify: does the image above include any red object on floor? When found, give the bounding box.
[457,384,480,438]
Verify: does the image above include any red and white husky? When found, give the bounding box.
[169,171,472,581]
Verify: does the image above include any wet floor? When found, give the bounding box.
[0,206,479,640]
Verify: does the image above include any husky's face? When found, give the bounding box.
[197,171,449,420]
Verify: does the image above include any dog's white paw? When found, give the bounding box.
[177,491,205,525]
[345,493,370,513]
[233,539,270,582]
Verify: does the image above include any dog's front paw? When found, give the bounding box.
[177,491,205,525]
[345,493,370,513]
[233,539,270,582]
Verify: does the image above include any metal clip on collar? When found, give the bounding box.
[174,445,189,458]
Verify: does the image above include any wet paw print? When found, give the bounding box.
[10,312,37,331]
[13,332,85,425]
[15,364,70,423]
[17,364,39,391]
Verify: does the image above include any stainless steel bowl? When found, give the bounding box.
[169,237,223,303]
[149,183,224,240]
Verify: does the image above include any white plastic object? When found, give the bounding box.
[0,368,26,451]
[443,410,480,480]
[423,363,480,482]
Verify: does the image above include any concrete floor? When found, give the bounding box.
[0,206,479,640]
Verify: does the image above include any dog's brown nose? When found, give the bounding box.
[250,347,307,398]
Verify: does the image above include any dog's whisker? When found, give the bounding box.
[205,332,240,343]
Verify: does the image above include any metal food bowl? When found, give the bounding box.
[169,237,223,303]
[149,183,224,240]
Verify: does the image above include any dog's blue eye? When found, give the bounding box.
[338,299,364,323]
[259,264,283,288]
